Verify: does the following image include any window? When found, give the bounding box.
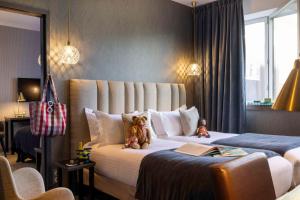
[245,0,298,103]
[245,21,267,101]
[273,14,298,97]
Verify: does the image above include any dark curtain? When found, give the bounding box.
[195,0,246,133]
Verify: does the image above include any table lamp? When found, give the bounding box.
[15,92,26,118]
[272,58,300,111]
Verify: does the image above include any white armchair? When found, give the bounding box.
[0,156,74,200]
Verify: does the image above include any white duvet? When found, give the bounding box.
[160,131,238,144]
[90,138,292,198]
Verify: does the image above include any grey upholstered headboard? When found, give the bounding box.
[69,79,186,156]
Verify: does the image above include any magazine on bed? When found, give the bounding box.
[175,143,248,157]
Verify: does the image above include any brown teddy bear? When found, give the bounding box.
[196,119,210,138]
[125,116,151,149]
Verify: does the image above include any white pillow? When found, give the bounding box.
[179,106,199,136]
[84,108,101,142]
[161,110,183,136]
[149,105,187,137]
[94,110,124,146]
[175,104,187,111]
[149,109,167,137]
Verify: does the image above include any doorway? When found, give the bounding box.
[0,0,49,187]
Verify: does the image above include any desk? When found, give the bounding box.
[4,117,30,154]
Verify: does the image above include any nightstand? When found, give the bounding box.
[56,160,95,200]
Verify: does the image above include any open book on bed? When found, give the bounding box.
[175,143,248,157]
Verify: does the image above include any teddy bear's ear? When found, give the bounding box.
[143,116,147,121]
[132,116,137,121]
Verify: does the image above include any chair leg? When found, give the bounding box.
[0,137,7,157]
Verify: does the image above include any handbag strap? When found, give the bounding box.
[41,74,59,103]
[48,75,59,103]
[41,76,49,102]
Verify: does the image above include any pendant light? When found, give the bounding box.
[187,0,200,76]
[272,58,300,111]
[61,0,80,65]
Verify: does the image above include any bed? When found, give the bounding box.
[88,138,292,198]
[70,80,186,199]
[161,132,300,186]
[14,125,40,162]
[70,79,293,199]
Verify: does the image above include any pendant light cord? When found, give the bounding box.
[192,1,197,61]
[67,0,71,45]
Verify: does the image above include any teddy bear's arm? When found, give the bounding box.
[146,129,151,144]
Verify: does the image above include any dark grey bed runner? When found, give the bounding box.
[213,133,300,156]
[135,148,278,200]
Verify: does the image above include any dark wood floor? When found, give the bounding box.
[78,186,117,200]
[94,190,117,200]
[6,154,35,171]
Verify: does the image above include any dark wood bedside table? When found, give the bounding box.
[56,160,95,200]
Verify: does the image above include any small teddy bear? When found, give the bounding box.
[196,119,210,138]
[125,116,151,149]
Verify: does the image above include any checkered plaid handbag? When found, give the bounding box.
[29,75,67,136]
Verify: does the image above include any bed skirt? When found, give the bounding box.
[83,169,136,200]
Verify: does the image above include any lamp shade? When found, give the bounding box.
[17,92,26,102]
[272,58,300,111]
[38,54,41,66]
[187,62,200,76]
[60,45,80,65]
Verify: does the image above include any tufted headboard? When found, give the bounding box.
[69,79,186,156]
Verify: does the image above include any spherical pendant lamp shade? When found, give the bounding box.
[60,44,80,65]
[187,62,200,76]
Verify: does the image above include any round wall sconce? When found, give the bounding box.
[187,62,200,76]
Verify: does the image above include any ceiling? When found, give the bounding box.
[172,0,217,7]
[0,10,40,31]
